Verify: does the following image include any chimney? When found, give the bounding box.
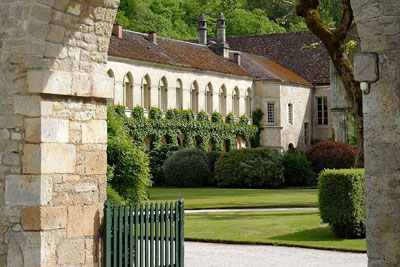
[148,31,157,44]
[217,13,229,58]
[198,13,207,45]
[232,52,241,65]
[112,23,123,38]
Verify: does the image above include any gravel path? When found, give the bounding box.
[185,207,318,213]
[185,242,367,267]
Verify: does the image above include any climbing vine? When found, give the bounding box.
[109,105,258,152]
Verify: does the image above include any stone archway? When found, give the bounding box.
[0,0,119,266]
[351,0,400,265]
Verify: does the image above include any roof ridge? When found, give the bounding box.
[122,29,207,48]
[225,31,312,38]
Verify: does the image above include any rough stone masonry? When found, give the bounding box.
[351,0,400,266]
[0,0,118,266]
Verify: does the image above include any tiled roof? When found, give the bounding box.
[240,52,311,85]
[224,32,330,85]
[108,30,249,77]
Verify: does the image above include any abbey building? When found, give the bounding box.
[106,14,332,151]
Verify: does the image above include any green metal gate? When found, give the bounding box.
[104,199,184,267]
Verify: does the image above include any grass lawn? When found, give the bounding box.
[148,187,318,210]
[185,210,366,252]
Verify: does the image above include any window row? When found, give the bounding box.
[107,70,253,117]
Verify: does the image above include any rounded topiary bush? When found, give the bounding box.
[318,169,365,238]
[283,152,315,186]
[163,148,209,187]
[305,141,356,174]
[215,148,284,188]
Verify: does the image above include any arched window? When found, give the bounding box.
[142,74,151,110]
[176,79,183,110]
[219,85,227,116]
[159,76,168,111]
[245,88,252,117]
[205,82,213,114]
[190,81,199,113]
[232,87,240,117]
[107,69,115,105]
[123,72,133,109]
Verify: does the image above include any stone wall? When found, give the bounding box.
[0,0,118,266]
[351,0,400,266]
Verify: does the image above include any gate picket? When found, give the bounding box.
[104,199,184,267]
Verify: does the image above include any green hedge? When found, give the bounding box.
[206,151,223,186]
[148,144,181,185]
[215,148,284,188]
[163,148,209,187]
[283,152,315,186]
[318,169,366,239]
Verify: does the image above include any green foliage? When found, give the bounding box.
[107,184,126,205]
[250,109,264,147]
[318,169,366,239]
[197,111,209,122]
[206,151,223,186]
[148,144,181,185]
[107,106,152,203]
[163,148,209,187]
[215,148,284,188]
[132,106,145,120]
[211,111,223,123]
[283,152,315,186]
[225,112,235,124]
[149,107,163,120]
[239,114,249,124]
[113,105,258,153]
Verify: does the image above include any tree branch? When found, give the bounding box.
[335,0,353,41]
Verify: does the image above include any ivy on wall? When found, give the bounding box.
[111,105,259,152]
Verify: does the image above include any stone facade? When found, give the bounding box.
[0,0,118,266]
[351,0,400,266]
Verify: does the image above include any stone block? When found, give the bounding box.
[57,238,85,264]
[22,206,67,231]
[67,205,102,238]
[22,144,41,174]
[83,150,107,175]
[3,152,20,166]
[46,24,65,44]
[41,143,76,174]
[354,53,379,82]
[7,232,41,267]
[24,118,41,143]
[72,73,92,97]
[5,175,41,206]
[82,120,107,144]
[27,70,72,96]
[21,207,40,230]
[0,129,10,140]
[41,118,69,143]
[92,74,114,98]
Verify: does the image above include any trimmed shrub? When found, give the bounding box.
[206,151,223,186]
[283,152,315,186]
[318,169,365,238]
[239,114,249,124]
[197,111,209,122]
[148,144,181,185]
[132,106,145,120]
[215,148,284,188]
[149,107,163,120]
[306,141,356,174]
[164,148,209,187]
[225,112,235,124]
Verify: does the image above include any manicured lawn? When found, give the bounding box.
[185,210,366,252]
[148,187,318,210]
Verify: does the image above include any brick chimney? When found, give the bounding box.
[232,52,241,65]
[148,31,157,44]
[112,23,122,38]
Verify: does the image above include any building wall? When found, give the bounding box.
[280,83,313,151]
[106,56,254,117]
[312,85,332,143]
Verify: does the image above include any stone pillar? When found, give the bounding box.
[0,0,118,266]
[351,0,400,266]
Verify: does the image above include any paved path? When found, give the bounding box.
[185,207,318,213]
[185,242,367,267]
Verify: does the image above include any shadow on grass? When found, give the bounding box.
[271,227,342,242]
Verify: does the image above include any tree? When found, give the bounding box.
[296,0,364,167]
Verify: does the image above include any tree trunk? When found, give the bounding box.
[296,0,364,167]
